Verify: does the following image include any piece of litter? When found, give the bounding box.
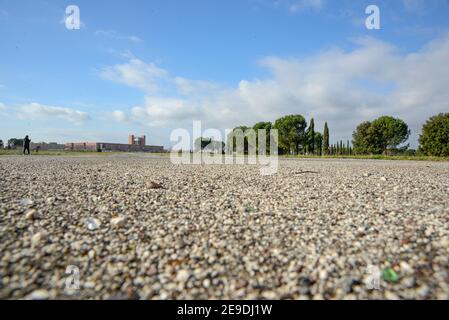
[19,198,34,206]
[85,218,100,230]
[382,267,399,283]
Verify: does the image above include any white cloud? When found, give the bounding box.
[100,58,169,93]
[95,30,143,43]
[402,0,447,11]
[102,34,449,147]
[111,110,131,123]
[18,103,90,125]
[130,97,201,127]
[173,77,220,96]
[273,0,324,13]
[289,0,324,13]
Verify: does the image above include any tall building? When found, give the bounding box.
[66,134,164,153]
[128,135,146,147]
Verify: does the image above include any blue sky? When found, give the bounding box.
[1,0,449,148]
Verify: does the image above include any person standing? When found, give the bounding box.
[23,135,31,155]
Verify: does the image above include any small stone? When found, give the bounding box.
[262,291,277,299]
[31,232,44,247]
[417,285,430,298]
[84,281,96,289]
[25,209,37,220]
[385,291,399,300]
[148,181,164,189]
[111,216,126,228]
[176,269,190,283]
[436,237,449,248]
[147,265,157,276]
[380,177,387,182]
[88,250,96,259]
[319,270,328,280]
[399,261,413,274]
[29,289,49,300]
[203,279,211,288]
[127,288,140,300]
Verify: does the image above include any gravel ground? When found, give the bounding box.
[0,154,448,300]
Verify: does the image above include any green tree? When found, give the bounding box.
[418,113,449,156]
[273,115,307,155]
[352,121,376,154]
[227,126,250,154]
[253,122,272,155]
[7,138,24,149]
[371,116,410,154]
[322,122,330,155]
[352,117,410,155]
[307,118,315,155]
[315,132,323,156]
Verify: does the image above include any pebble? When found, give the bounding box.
[111,216,126,228]
[176,270,191,283]
[29,289,49,300]
[31,232,44,247]
[25,209,37,220]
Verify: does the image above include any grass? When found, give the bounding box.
[1,149,448,161]
[0,149,170,157]
[282,154,449,162]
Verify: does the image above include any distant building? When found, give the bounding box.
[31,142,65,151]
[65,134,164,153]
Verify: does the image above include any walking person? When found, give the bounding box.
[23,135,31,155]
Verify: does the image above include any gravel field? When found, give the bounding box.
[0,154,448,300]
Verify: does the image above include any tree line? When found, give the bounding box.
[217,112,449,157]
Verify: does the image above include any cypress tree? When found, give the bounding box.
[323,122,330,156]
[308,118,315,155]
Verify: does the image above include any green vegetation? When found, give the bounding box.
[418,113,449,157]
[0,149,169,157]
[281,154,449,161]
[306,118,315,154]
[226,126,251,154]
[352,116,410,155]
[223,111,449,160]
[3,112,448,161]
[253,121,272,153]
[194,137,225,153]
[7,138,24,149]
[273,114,307,155]
[322,122,330,156]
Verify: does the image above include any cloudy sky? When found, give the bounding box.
[1,0,449,148]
